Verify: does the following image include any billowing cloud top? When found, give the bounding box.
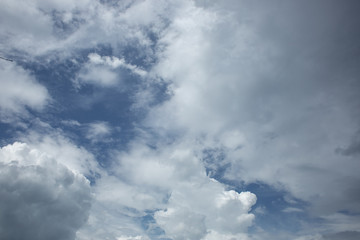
[0,142,92,240]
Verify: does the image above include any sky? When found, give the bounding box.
[1,0,360,240]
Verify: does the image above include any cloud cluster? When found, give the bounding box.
[106,140,257,240]
[147,0,360,221]
[0,142,92,240]
[155,189,256,240]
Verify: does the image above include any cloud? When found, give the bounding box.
[21,129,100,177]
[61,119,82,127]
[0,62,50,121]
[146,0,360,228]
[1,0,360,239]
[88,53,147,77]
[294,234,323,240]
[323,231,360,240]
[110,140,257,240]
[295,231,360,240]
[203,231,252,240]
[75,53,146,88]
[0,0,171,59]
[282,207,304,213]
[1,1,262,239]
[0,142,92,240]
[85,121,111,142]
[77,197,151,240]
[77,66,119,87]
[154,186,256,240]
[320,213,360,234]
[335,130,360,156]
[117,236,150,240]
[0,0,55,55]
[155,208,207,240]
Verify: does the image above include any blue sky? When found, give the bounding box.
[1,1,360,240]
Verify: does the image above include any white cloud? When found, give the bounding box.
[86,121,112,142]
[0,62,50,120]
[88,53,147,77]
[110,140,257,240]
[0,0,172,58]
[75,53,146,88]
[21,128,100,177]
[155,207,207,240]
[77,198,150,240]
[203,230,252,240]
[117,236,150,240]
[0,0,55,55]
[0,142,92,240]
[77,66,119,87]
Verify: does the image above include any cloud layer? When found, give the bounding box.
[1,0,360,239]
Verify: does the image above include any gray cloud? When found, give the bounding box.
[147,0,360,236]
[336,130,360,156]
[0,143,92,240]
[323,231,360,240]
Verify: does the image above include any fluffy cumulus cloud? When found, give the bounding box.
[154,189,256,240]
[0,142,92,240]
[20,128,101,177]
[108,141,257,240]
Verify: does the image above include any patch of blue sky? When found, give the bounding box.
[121,40,157,71]
[232,180,312,234]
[201,146,312,234]
[202,147,229,179]
[246,182,308,233]
[10,44,169,169]
[0,122,18,146]
[140,211,170,240]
